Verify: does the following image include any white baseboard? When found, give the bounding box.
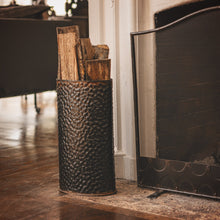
[114,153,137,181]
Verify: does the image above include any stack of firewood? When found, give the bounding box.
[56,26,110,81]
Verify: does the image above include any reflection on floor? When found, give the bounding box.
[0,92,219,220]
[0,92,158,220]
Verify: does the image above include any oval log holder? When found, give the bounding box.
[56,79,116,195]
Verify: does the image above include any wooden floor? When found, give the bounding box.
[0,93,165,220]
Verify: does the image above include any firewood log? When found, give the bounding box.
[56,25,79,80]
[80,38,95,60]
[93,45,109,59]
[85,59,111,81]
[76,38,95,80]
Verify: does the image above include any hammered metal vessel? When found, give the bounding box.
[56,79,116,195]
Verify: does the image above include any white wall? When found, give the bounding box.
[151,0,199,17]
[0,0,9,5]
[47,0,66,15]
[0,0,66,16]
[136,0,156,158]
[0,0,32,5]
[136,0,200,158]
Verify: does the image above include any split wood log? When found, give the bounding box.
[76,42,85,81]
[76,38,95,80]
[80,38,95,60]
[56,25,80,80]
[93,45,109,59]
[57,54,61,80]
[85,59,111,81]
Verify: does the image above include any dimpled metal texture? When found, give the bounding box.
[57,80,116,194]
[138,157,220,199]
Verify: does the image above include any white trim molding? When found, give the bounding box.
[89,0,138,180]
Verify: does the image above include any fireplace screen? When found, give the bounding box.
[131,6,220,199]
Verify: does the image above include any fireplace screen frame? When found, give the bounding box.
[130,6,220,199]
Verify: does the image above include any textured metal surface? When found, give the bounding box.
[139,157,220,199]
[57,80,116,194]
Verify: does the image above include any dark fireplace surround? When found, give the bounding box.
[131,2,220,199]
